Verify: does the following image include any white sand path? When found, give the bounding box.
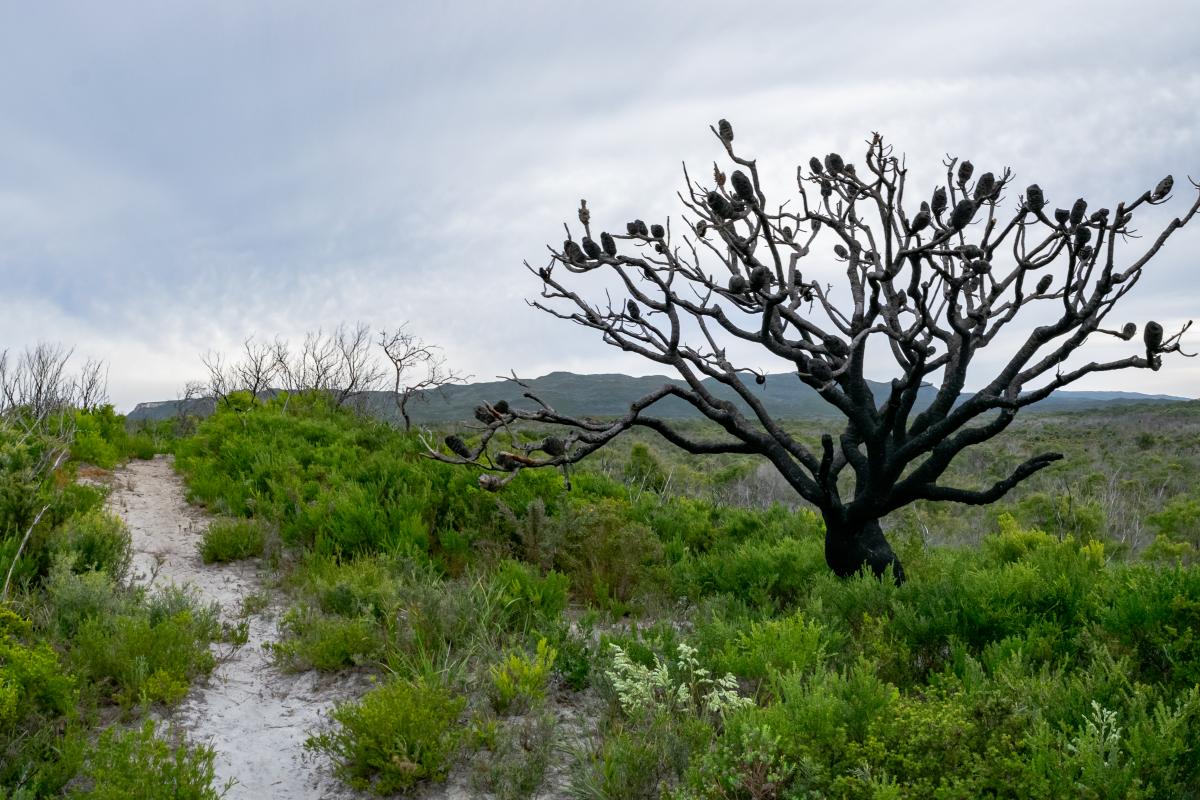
[106,455,371,800]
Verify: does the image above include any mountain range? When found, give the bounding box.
[126,371,1190,425]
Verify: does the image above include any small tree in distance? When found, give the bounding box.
[430,121,1197,582]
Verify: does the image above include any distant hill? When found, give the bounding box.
[126,372,1191,425]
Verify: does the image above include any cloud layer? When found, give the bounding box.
[2,1,1198,410]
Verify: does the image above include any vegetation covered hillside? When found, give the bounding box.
[159,394,1200,798]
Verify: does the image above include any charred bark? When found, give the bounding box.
[824,517,905,584]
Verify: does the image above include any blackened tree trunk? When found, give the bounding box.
[824,515,905,583]
[426,121,1199,583]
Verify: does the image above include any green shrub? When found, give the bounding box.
[273,608,381,671]
[489,638,557,714]
[198,518,265,563]
[69,589,219,707]
[470,711,556,800]
[69,720,223,800]
[49,510,132,583]
[492,560,568,633]
[307,677,466,795]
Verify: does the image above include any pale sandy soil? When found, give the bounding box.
[106,455,372,800]
[105,454,591,799]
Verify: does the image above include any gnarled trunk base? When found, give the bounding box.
[825,517,905,584]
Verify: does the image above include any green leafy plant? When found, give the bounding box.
[198,518,266,563]
[489,638,557,714]
[306,677,465,795]
[69,720,225,800]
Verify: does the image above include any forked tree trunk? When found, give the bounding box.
[823,516,905,584]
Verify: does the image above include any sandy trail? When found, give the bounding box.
[107,455,370,800]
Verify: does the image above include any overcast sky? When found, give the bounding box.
[2,1,1198,411]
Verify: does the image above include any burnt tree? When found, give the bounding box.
[429,123,1197,582]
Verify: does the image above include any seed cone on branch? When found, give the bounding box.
[1025,184,1045,212]
[820,179,833,198]
[731,170,755,202]
[479,475,505,492]
[473,404,494,424]
[1153,175,1174,201]
[950,199,977,230]
[728,274,747,293]
[834,244,849,259]
[809,156,823,174]
[911,203,931,233]
[1070,198,1088,225]
[932,187,948,216]
[1074,227,1092,249]
[635,219,649,237]
[563,240,585,263]
[957,161,974,184]
[1121,323,1137,340]
[541,436,566,457]
[582,237,602,259]
[718,118,734,143]
[444,435,471,459]
[824,153,845,174]
[755,374,766,385]
[495,452,520,471]
[627,300,641,319]
[600,232,617,256]
[1054,208,1070,226]
[1036,275,1053,294]
[1144,321,1164,353]
[749,266,771,291]
[973,172,997,201]
[493,400,510,414]
[707,191,733,219]
[694,220,708,237]
[650,223,665,239]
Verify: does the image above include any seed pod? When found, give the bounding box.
[911,207,931,233]
[1074,227,1092,249]
[730,200,746,215]
[1078,245,1094,261]
[1054,208,1070,225]
[810,360,833,381]
[973,172,997,201]
[782,226,794,241]
[932,187,948,216]
[811,219,822,233]
[473,404,494,424]
[542,436,565,457]
[1121,322,1137,340]
[695,220,708,237]
[626,222,638,235]
[601,231,617,256]
[950,198,977,230]
[495,452,519,471]
[493,400,509,415]
[1152,175,1174,201]
[971,259,991,274]
[731,170,755,202]
[834,244,849,259]
[577,200,590,227]
[1036,275,1053,294]
[635,219,649,237]
[1025,184,1045,212]
[1090,208,1110,223]
[654,243,665,254]
[718,118,734,142]
[650,223,665,239]
[582,237,602,259]
[627,300,640,319]
[820,179,833,198]
[444,435,471,459]
[563,240,585,263]
[749,265,771,291]
[959,244,984,260]
[478,474,504,492]
[707,191,733,219]
[824,153,844,174]
[755,374,766,386]
[809,156,823,174]
[714,166,726,187]
[728,274,747,293]
[1070,198,1087,225]
[957,160,974,184]
[1144,320,1164,352]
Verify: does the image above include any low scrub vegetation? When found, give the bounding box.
[162,396,1200,797]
